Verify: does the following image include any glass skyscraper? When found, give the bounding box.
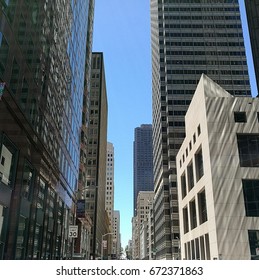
[150,0,251,259]
[0,0,94,259]
[245,0,259,94]
[133,124,154,216]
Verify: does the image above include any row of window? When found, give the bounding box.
[183,189,208,234]
[165,50,246,57]
[164,59,247,66]
[184,233,210,260]
[167,69,248,76]
[164,32,243,38]
[181,147,203,199]
[164,41,244,47]
[164,15,240,21]
[164,24,242,29]
[162,6,239,13]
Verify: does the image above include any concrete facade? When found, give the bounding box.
[177,74,259,260]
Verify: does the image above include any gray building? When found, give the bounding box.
[150,0,251,259]
[133,124,154,216]
[84,52,109,259]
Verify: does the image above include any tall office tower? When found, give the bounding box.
[84,52,109,259]
[150,0,251,259]
[113,210,121,259]
[105,142,115,258]
[105,142,115,230]
[245,0,259,93]
[0,1,93,259]
[133,124,154,216]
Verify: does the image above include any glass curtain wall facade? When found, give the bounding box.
[150,0,251,260]
[0,0,93,259]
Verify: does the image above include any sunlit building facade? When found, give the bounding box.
[177,75,259,260]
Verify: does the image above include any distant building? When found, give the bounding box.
[104,142,115,259]
[133,124,153,216]
[105,142,115,230]
[132,191,154,259]
[113,210,121,259]
[177,74,259,260]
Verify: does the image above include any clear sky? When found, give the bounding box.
[92,0,257,249]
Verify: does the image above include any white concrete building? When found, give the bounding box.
[177,74,259,260]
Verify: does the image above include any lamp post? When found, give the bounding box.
[101,232,114,260]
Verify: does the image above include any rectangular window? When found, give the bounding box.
[183,207,189,234]
[181,172,187,199]
[0,136,17,187]
[195,147,204,181]
[10,58,20,94]
[242,180,259,217]
[237,134,259,167]
[21,161,34,200]
[248,230,259,260]
[15,215,27,259]
[198,189,207,224]
[190,199,197,229]
[187,161,194,191]
[205,234,211,260]
[0,32,9,75]
[234,112,247,123]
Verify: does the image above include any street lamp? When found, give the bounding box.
[101,232,114,260]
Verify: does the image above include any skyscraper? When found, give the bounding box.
[245,0,259,94]
[0,0,94,259]
[113,210,121,259]
[84,52,109,259]
[105,142,115,230]
[150,0,251,259]
[133,124,154,216]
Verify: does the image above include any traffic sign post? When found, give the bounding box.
[68,225,78,238]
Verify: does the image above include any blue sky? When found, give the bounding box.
[92,0,257,249]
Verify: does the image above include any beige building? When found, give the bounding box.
[105,142,115,229]
[132,191,154,259]
[113,210,121,259]
[177,74,259,260]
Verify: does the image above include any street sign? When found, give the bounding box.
[68,225,78,238]
[102,240,107,249]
